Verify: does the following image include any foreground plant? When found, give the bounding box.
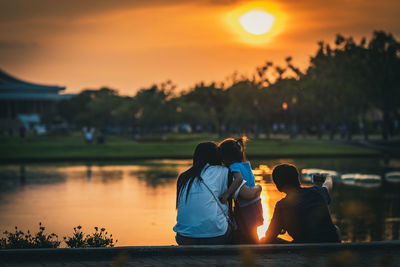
[63,225,86,248]
[0,222,60,249]
[1,224,117,249]
[64,226,117,248]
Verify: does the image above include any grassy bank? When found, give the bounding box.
[0,134,379,163]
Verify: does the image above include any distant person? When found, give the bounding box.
[19,124,26,139]
[273,123,279,135]
[339,124,347,139]
[173,142,262,245]
[96,131,105,144]
[263,164,340,243]
[86,165,92,180]
[83,127,94,144]
[84,130,93,143]
[218,137,263,244]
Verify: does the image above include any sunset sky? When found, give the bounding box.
[1,0,399,95]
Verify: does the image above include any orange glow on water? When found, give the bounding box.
[0,163,191,246]
[257,184,271,239]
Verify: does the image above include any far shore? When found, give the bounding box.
[0,153,384,164]
[2,133,397,164]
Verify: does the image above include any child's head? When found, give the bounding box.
[218,136,247,166]
[272,164,301,192]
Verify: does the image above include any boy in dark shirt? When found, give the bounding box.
[263,164,340,243]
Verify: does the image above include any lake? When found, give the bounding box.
[0,157,399,246]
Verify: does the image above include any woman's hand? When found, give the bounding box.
[218,192,230,203]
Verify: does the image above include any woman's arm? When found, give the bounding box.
[219,172,244,203]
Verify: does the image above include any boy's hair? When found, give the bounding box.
[218,136,247,163]
[272,164,301,191]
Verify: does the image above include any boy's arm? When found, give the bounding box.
[219,172,244,203]
[313,174,333,193]
[322,176,333,193]
[313,175,332,204]
[263,204,283,243]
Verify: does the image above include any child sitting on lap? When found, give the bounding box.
[218,137,263,244]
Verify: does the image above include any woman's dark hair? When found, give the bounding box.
[176,142,221,208]
[272,164,301,192]
[218,136,247,164]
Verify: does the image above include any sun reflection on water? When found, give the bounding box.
[253,165,293,242]
[257,184,271,239]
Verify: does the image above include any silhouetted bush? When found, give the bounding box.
[0,224,117,249]
[63,225,86,248]
[64,225,117,248]
[0,223,60,249]
[85,226,116,247]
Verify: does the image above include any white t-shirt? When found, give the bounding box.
[173,164,245,238]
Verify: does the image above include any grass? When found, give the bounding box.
[0,133,379,162]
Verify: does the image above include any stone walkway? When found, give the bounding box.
[1,241,399,267]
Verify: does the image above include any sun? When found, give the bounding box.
[224,1,285,45]
[239,10,275,35]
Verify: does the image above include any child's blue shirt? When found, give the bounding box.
[229,162,260,206]
[230,162,255,186]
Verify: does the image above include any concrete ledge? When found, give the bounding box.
[1,241,399,263]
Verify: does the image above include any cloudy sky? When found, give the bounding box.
[1,0,399,95]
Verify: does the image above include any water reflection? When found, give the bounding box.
[386,172,400,183]
[0,163,190,246]
[0,158,398,246]
[0,166,66,194]
[129,167,178,188]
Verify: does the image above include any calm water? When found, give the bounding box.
[0,158,399,246]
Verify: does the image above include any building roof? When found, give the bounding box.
[0,69,67,100]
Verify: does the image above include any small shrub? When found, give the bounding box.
[64,226,117,248]
[63,225,86,248]
[0,223,60,249]
[85,227,116,247]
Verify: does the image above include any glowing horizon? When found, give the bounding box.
[1,0,399,95]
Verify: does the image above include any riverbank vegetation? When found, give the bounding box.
[41,31,400,141]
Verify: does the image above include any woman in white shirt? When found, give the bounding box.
[173,142,262,245]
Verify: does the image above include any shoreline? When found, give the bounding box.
[0,152,387,164]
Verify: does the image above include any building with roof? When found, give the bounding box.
[0,69,72,133]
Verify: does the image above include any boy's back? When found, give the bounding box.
[274,186,339,243]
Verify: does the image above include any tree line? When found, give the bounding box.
[55,31,400,140]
